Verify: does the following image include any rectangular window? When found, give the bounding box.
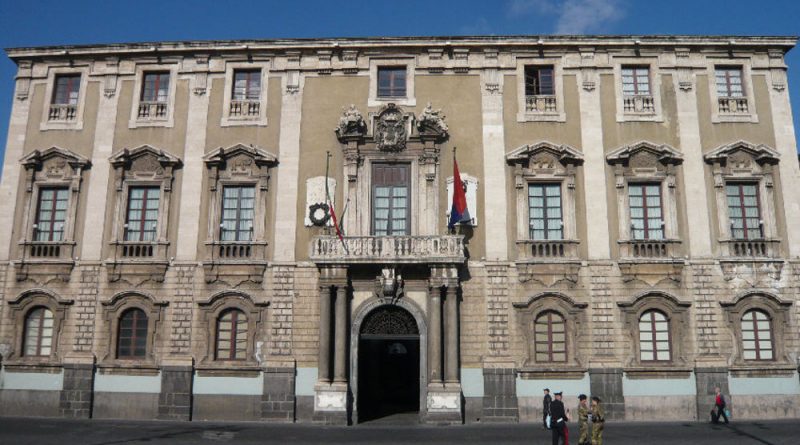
[220,186,255,241]
[716,67,745,98]
[372,164,409,236]
[141,72,171,103]
[34,188,69,242]
[524,66,555,96]
[621,66,651,96]
[726,183,762,240]
[52,74,81,105]
[232,69,261,101]
[377,67,407,98]
[629,183,664,240]
[528,183,562,240]
[125,186,160,242]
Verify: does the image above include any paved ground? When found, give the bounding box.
[0,417,797,444]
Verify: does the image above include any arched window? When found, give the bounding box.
[24,307,54,357]
[117,308,148,358]
[639,310,671,361]
[216,309,248,360]
[534,311,566,362]
[742,309,773,360]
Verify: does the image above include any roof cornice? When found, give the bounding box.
[5,34,798,60]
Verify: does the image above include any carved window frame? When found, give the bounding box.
[720,292,792,367]
[221,60,271,127]
[108,145,181,259]
[18,147,90,260]
[197,291,268,369]
[704,141,780,243]
[6,290,72,366]
[513,293,587,371]
[515,57,566,122]
[612,58,664,122]
[506,142,583,243]
[128,63,178,128]
[203,144,278,254]
[606,142,683,244]
[618,292,691,370]
[368,57,416,107]
[40,66,90,131]
[705,58,759,123]
[98,291,166,368]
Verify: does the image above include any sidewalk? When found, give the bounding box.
[1,417,796,444]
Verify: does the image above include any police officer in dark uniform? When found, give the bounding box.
[550,391,570,445]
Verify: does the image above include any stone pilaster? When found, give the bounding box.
[261,366,296,422]
[270,266,295,356]
[480,67,508,260]
[59,361,95,418]
[694,367,730,421]
[73,266,100,353]
[589,368,624,420]
[481,367,519,423]
[157,362,193,421]
[485,263,510,355]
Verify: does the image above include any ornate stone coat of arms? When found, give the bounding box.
[374,103,408,152]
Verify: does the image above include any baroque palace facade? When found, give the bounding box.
[0,35,799,424]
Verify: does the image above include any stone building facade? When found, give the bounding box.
[0,35,799,424]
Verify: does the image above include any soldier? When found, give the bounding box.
[591,396,605,445]
[543,388,552,429]
[577,394,589,445]
[550,391,570,445]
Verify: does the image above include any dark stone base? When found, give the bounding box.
[295,396,315,422]
[93,392,158,419]
[481,368,519,423]
[464,397,482,423]
[158,366,193,421]
[312,410,349,425]
[261,367,296,422]
[695,367,729,421]
[423,411,463,425]
[59,364,94,419]
[589,368,625,420]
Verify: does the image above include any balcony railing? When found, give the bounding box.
[111,241,169,260]
[20,241,75,261]
[721,239,780,259]
[718,97,749,114]
[310,235,465,264]
[619,239,681,259]
[516,240,579,261]
[206,241,267,262]
[623,95,655,113]
[137,101,168,120]
[229,100,260,118]
[524,95,557,113]
[48,104,77,121]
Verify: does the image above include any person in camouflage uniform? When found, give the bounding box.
[577,394,589,445]
[591,396,605,445]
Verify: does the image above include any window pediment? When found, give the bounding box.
[606,141,683,173]
[110,145,181,181]
[204,143,278,183]
[704,140,780,175]
[20,146,90,186]
[507,141,584,172]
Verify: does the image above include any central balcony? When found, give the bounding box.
[310,235,466,265]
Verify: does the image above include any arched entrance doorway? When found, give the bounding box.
[357,305,420,422]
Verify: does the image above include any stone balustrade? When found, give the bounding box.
[310,235,465,264]
[718,96,749,114]
[137,101,168,120]
[111,241,169,260]
[524,95,557,113]
[515,239,579,260]
[619,239,681,259]
[205,241,268,262]
[720,239,780,258]
[229,99,261,117]
[48,104,77,121]
[623,95,655,113]
[21,241,75,260]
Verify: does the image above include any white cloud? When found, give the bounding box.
[507,0,626,34]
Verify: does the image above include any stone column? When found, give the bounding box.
[578,58,611,259]
[0,62,33,260]
[428,283,442,384]
[317,285,332,383]
[444,283,459,383]
[333,285,348,383]
[673,58,713,257]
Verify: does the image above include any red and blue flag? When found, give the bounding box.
[448,157,471,229]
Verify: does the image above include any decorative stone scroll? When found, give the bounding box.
[417,102,449,137]
[334,104,367,140]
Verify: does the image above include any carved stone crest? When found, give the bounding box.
[335,104,367,138]
[374,103,408,152]
[130,153,164,176]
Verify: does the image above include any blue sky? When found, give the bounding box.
[1,0,799,172]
